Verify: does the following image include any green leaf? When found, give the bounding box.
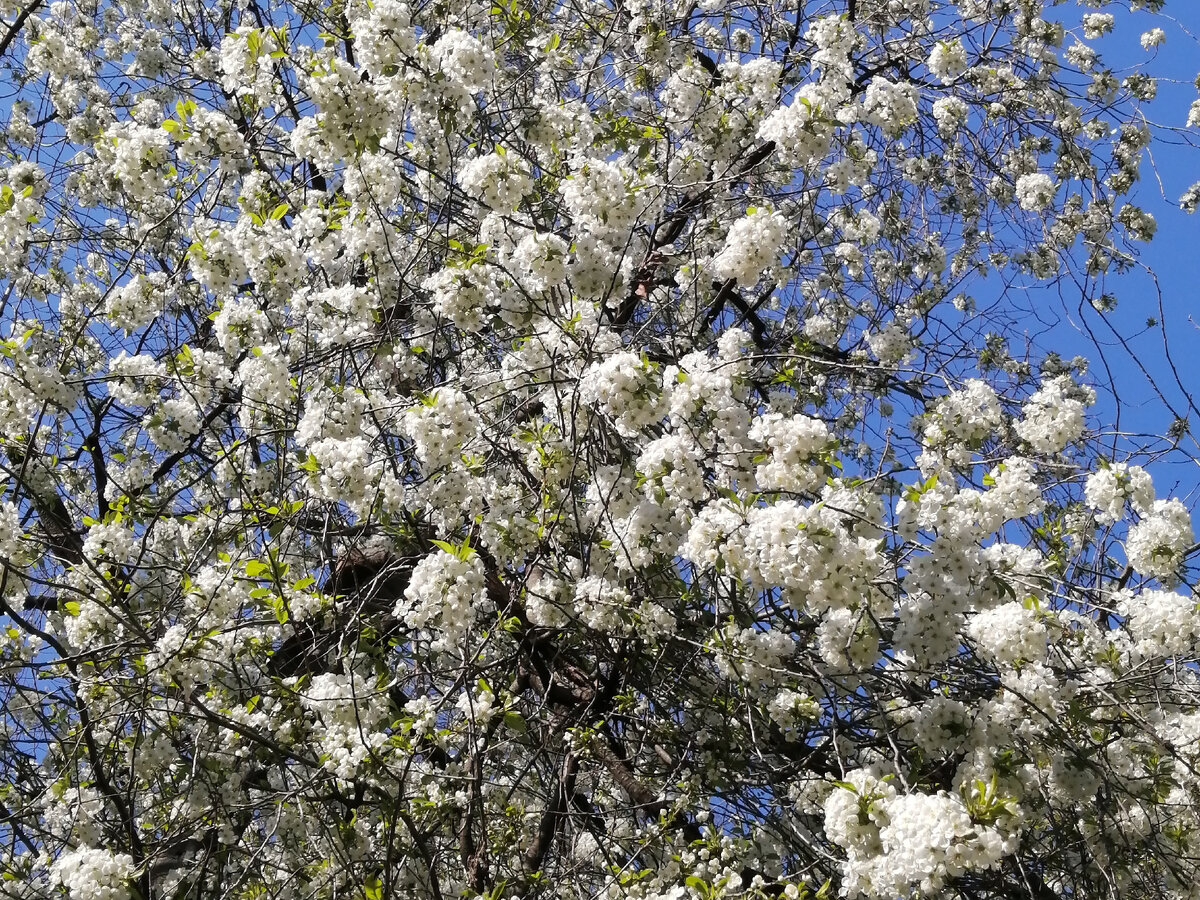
[269,202,290,220]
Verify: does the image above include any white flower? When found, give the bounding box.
[967,602,1047,666]
[1188,99,1200,129]
[932,96,969,135]
[400,549,489,650]
[1126,499,1194,580]
[928,40,968,83]
[1119,588,1200,658]
[401,388,480,471]
[1140,28,1165,50]
[1084,463,1154,525]
[1014,172,1056,211]
[712,208,790,287]
[1014,375,1091,453]
[1082,13,1114,40]
[431,29,493,92]
[51,847,136,900]
[580,351,662,437]
[459,151,532,210]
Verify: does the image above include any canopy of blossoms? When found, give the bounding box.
[0,0,1198,899]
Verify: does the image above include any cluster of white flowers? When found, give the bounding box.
[301,671,389,779]
[1188,99,1200,130]
[681,499,745,571]
[661,63,708,123]
[865,321,914,365]
[97,122,172,201]
[512,231,569,295]
[105,272,167,333]
[636,434,706,503]
[177,107,248,173]
[219,26,280,99]
[237,346,293,413]
[807,15,858,85]
[1014,173,1057,211]
[571,575,635,633]
[401,388,480,471]
[749,412,832,494]
[456,684,497,724]
[82,521,139,565]
[817,607,881,669]
[423,266,488,332]
[1141,27,1166,49]
[143,396,202,453]
[430,30,493,93]
[927,40,968,83]
[560,159,648,244]
[898,696,973,755]
[1081,13,1115,40]
[825,774,1016,899]
[0,171,42,276]
[1014,375,1091,453]
[859,78,920,134]
[459,151,532,210]
[50,846,136,900]
[758,85,835,170]
[1118,588,1200,659]
[874,791,1014,896]
[213,295,268,355]
[726,497,884,614]
[306,434,385,512]
[299,284,379,348]
[580,351,662,437]
[924,380,1002,448]
[766,689,819,739]
[1085,463,1154,525]
[713,209,790,287]
[105,353,165,407]
[710,622,795,685]
[399,549,488,651]
[296,387,367,446]
[353,0,416,75]
[0,501,27,567]
[931,96,969,136]
[1126,498,1194,580]
[966,601,1047,666]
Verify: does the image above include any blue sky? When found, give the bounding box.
[1023,5,1200,502]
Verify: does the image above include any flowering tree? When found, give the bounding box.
[2,0,1200,897]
